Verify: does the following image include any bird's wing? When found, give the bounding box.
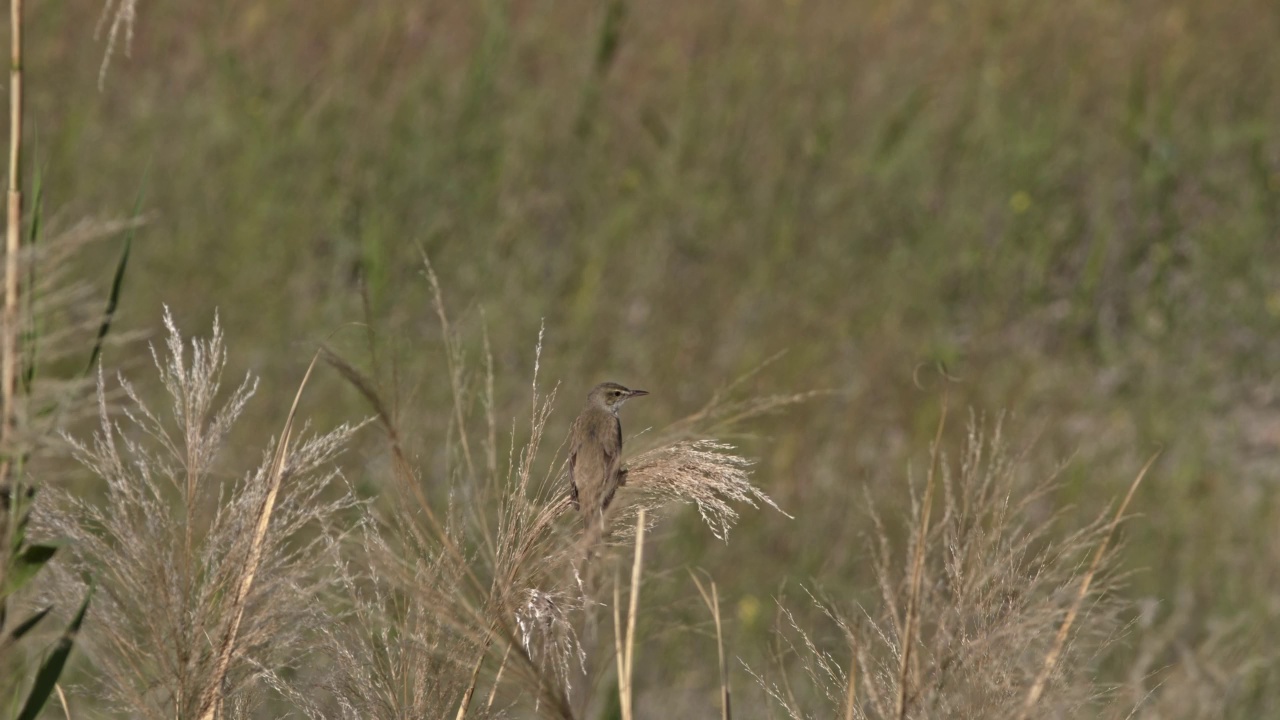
[600,419,624,511]
[568,418,582,510]
[570,419,619,518]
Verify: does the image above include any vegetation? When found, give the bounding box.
[2,0,1278,716]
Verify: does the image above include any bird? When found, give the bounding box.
[568,382,648,530]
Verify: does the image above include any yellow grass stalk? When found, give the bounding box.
[1015,451,1159,719]
[691,572,731,720]
[0,0,23,495]
[194,353,319,720]
[843,639,856,720]
[616,508,647,720]
[896,397,948,720]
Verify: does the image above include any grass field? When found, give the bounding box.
[3,0,1279,716]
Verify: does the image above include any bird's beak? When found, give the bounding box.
[629,389,649,398]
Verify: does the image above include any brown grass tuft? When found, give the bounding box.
[748,415,1138,719]
[37,310,362,718]
[621,440,790,541]
[312,258,798,719]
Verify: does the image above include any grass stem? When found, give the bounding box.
[1016,451,1160,719]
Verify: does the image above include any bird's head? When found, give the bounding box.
[588,382,649,414]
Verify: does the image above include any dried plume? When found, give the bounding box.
[748,415,1143,720]
[36,310,362,717]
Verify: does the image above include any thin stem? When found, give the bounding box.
[613,569,625,717]
[195,354,319,720]
[1016,452,1159,719]
[1,0,20,459]
[620,508,646,720]
[0,0,23,640]
[455,635,490,720]
[843,638,857,720]
[896,396,947,720]
[691,572,731,720]
[484,641,512,710]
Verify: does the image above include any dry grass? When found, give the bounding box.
[691,571,732,720]
[612,508,646,720]
[273,518,482,719]
[11,0,1280,713]
[619,440,790,542]
[0,213,145,694]
[21,269,1267,719]
[0,215,143,469]
[29,1,1280,710]
[35,310,362,718]
[747,417,1139,719]
[9,293,1270,719]
[302,258,797,719]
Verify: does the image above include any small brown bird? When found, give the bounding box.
[568,382,648,528]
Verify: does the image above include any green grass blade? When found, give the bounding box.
[575,0,627,138]
[593,0,627,74]
[3,541,62,597]
[85,163,148,375]
[25,126,43,249]
[0,606,52,652]
[15,584,93,720]
[20,153,44,395]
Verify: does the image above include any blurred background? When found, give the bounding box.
[28,0,1280,715]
